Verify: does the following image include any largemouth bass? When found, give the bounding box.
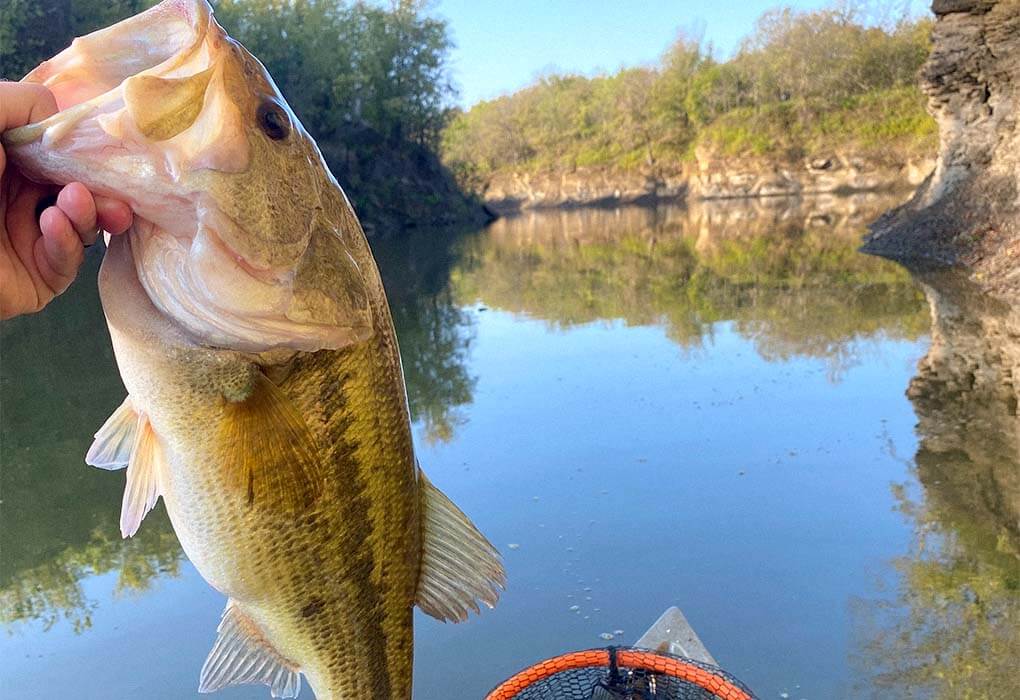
[2,1,504,698]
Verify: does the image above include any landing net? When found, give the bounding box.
[486,647,757,700]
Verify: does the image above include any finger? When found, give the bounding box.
[35,205,84,295]
[0,83,58,178]
[56,182,99,246]
[94,195,133,235]
[0,82,58,131]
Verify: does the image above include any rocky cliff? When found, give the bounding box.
[690,151,933,200]
[863,0,1020,299]
[481,166,689,215]
[480,155,931,216]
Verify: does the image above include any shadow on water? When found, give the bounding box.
[852,273,1020,698]
[370,227,479,445]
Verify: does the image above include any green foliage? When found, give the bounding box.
[1,0,453,148]
[443,3,936,179]
[699,86,937,161]
[214,0,452,147]
[0,1,157,80]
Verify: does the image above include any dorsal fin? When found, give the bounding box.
[199,601,301,699]
[415,469,506,623]
[120,413,164,538]
[86,396,139,470]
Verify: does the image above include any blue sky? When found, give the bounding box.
[434,0,932,107]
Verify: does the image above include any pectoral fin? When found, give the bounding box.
[120,414,164,539]
[217,372,324,512]
[415,470,505,622]
[86,396,139,470]
[199,600,301,699]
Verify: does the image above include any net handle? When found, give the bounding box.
[485,648,753,700]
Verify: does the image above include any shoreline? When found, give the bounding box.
[477,157,934,217]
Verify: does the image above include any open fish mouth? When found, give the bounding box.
[2,0,240,188]
[3,0,374,353]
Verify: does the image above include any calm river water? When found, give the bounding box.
[2,197,1017,699]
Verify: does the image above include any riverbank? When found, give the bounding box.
[479,152,934,215]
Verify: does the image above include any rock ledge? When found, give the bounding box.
[863,0,1020,300]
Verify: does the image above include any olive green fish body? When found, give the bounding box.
[101,231,419,698]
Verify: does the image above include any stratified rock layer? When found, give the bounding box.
[864,0,1020,300]
[481,157,929,216]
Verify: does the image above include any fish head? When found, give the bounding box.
[3,0,374,353]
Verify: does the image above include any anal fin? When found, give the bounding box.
[415,469,506,623]
[199,601,301,699]
[120,413,164,538]
[86,396,138,470]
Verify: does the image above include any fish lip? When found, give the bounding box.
[129,222,374,354]
[2,101,98,148]
[1,122,45,147]
[201,220,286,285]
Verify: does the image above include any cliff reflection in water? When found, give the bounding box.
[452,196,929,378]
[856,273,1020,697]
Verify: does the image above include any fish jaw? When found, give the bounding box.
[3,0,376,353]
[2,0,239,234]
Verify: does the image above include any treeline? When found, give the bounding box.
[0,0,485,232]
[442,4,936,181]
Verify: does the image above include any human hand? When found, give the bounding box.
[1,82,133,320]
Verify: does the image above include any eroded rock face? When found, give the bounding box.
[864,0,1020,300]
[690,151,933,201]
[481,166,689,215]
[481,157,929,215]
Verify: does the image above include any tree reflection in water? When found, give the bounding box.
[854,273,1020,697]
[372,225,479,444]
[452,195,929,381]
[0,252,184,632]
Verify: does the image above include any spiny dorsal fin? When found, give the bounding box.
[120,413,164,539]
[86,396,139,470]
[415,470,506,623]
[199,601,301,699]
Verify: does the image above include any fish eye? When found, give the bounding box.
[257,99,290,141]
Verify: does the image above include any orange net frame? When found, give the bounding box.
[486,647,756,700]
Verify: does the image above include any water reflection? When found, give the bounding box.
[11,196,1009,698]
[0,251,183,632]
[452,196,928,379]
[2,197,925,640]
[852,273,1020,697]
[371,226,478,444]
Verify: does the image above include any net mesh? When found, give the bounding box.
[486,648,757,700]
